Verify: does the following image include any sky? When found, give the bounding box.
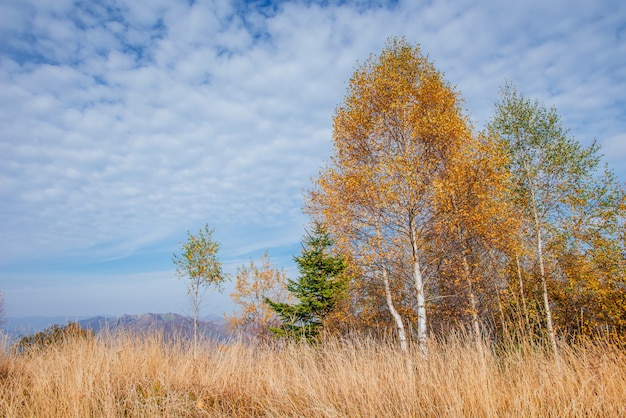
[1,0,625,319]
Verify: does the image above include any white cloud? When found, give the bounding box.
[1,0,624,316]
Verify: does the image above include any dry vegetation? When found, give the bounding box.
[1,331,625,417]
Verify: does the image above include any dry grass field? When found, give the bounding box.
[1,331,625,417]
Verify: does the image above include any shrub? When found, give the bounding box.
[16,322,94,352]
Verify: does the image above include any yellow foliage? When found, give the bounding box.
[307,37,491,337]
[225,252,290,341]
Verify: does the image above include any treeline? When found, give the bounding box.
[205,38,625,352]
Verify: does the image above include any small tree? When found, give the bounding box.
[173,224,226,346]
[266,223,349,342]
[225,252,290,341]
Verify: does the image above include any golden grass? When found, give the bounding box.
[1,331,625,417]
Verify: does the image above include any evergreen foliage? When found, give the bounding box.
[266,223,348,342]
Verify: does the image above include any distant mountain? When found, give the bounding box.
[79,313,229,341]
[3,313,229,342]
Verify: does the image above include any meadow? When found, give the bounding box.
[1,331,625,417]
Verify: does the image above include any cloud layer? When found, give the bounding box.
[1,0,624,316]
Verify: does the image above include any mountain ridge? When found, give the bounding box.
[3,313,228,342]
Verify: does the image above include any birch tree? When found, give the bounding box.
[308,38,473,355]
[488,83,625,352]
[548,155,626,340]
[431,129,518,347]
[173,224,226,346]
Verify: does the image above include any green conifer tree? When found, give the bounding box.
[266,223,348,342]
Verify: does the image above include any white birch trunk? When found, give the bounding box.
[382,265,408,353]
[515,254,531,331]
[410,225,428,358]
[375,225,408,353]
[529,185,558,356]
[462,255,485,369]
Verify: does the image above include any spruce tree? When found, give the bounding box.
[266,223,348,342]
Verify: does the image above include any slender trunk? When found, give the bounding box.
[495,286,509,341]
[450,192,479,357]
[523,158,558,356]
[461,254,484,368]
[410,224,428,358]
[462,256,481,344]
[193,286,199,351]
[382,265,408,353]
[486,250,509,340]
[375,225,408,353]
[515,254,530,331]
[530,193,558,356]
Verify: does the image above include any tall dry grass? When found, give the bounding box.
[0,330,624,417]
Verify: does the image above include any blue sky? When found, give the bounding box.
[1,0,625,318]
